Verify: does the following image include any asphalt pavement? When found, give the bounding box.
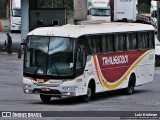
[0,54,160,120]
[0,31,160,120]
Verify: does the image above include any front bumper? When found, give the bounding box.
[23,82,77,97]
[10,24,21,31]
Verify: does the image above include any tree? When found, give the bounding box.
[37,0,73,20]
[37,0,64,8]
[0,0,9,18]
[138,0,151,13]
[0,0,152,18]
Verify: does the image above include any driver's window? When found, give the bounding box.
[76,36,88,70]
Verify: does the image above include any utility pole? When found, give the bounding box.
[158,0,160,40]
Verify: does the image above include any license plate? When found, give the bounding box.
[42,88,51,92]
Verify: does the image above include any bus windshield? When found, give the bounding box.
[12,9,21,17]
[91,8,110,16]
[24,36,75,76]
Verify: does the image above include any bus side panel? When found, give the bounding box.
[135,50,155,86]
[85,56,105,93]
[94,50,154,91]
[72,56,105,96]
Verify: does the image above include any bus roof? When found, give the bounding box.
[28,22,154,38]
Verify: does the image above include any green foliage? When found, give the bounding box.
[37,0,64,8]
[64,0,73,20]
[138,2,150,13]
[67,10,73,20]
[37,0,73,20]
[0,0,152,19]
[0,0,9,18]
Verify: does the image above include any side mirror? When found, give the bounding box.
[18,43,25,59]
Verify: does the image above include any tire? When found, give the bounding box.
[40,95,51,103]
[124,76,135,95]
[155,56,160,67]
[81,84,92,102]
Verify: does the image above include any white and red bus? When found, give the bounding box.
[18,23,155,103]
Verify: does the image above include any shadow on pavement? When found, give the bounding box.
[30,89,150,105]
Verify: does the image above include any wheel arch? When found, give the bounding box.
[88,79,96,94]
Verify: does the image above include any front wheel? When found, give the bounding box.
[81,84,92,102]
[124,76,135,95]
[40,95,51,103]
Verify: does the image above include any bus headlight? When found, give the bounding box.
[63,87,70,91]
[76,78,82,82]
[25,85,31,88]
[25,89,30,93]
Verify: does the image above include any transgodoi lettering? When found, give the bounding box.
[102,55,128,66]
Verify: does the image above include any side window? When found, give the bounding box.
[87,35,101,54]
[114,33,126,52]
[126,32,137,51]
[101,34,114,53]
[76,36,88,69]
[77,37,84,49]
[149,31,155,49]
[138,33,144,49]
[143,32,149,48]
[138,32,149,49]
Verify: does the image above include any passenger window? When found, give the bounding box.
[114,33,126,52]
[126,33,137,51]
[148,31,155,49]
[101,34,114,53]
[138,32,149,49]
[87,35,101,54]
[143,32,149,48]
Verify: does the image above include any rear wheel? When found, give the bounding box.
[155,56,160,67]
[40,95,51,103]
[124,76,135,95]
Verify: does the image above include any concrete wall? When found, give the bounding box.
[74,0,87,21]
[21,0,29,42]
[29,9,66,31]
[21,0,67,42]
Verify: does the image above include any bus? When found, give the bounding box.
[18,23,155,103]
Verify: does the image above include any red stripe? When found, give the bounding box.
[93,55,103,86]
